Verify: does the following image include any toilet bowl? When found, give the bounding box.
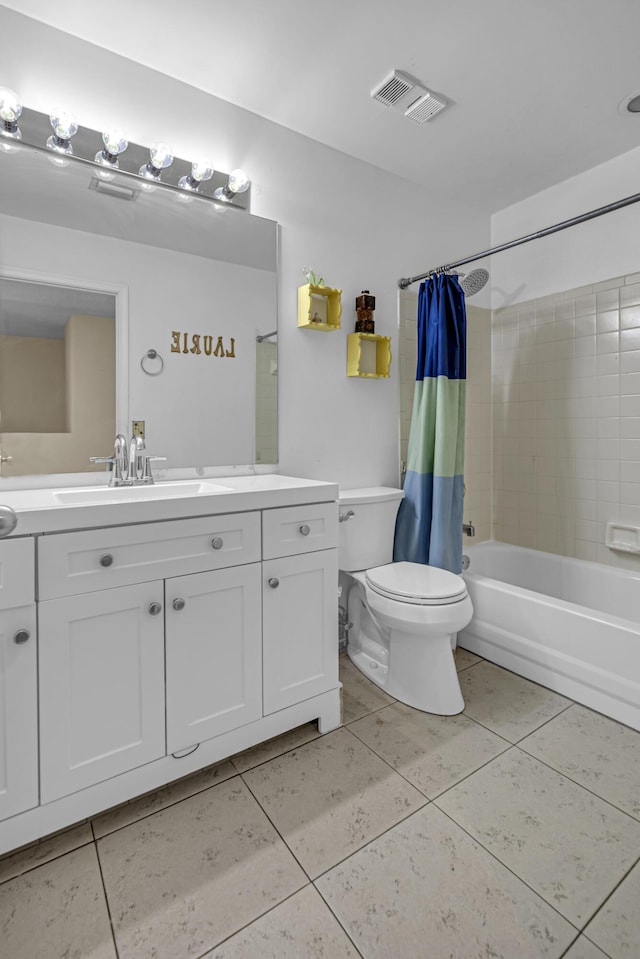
[340,488,473,715]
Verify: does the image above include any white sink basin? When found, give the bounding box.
[53,481,232,506]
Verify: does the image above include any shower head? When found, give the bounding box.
[458,268,489,297]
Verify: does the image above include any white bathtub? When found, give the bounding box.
[458,541,640,731]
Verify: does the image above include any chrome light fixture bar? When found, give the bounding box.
[5,98,251,210]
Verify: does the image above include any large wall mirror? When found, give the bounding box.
[0,132,278,480]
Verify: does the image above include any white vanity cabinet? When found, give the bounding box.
[165,563,262,753]
[262,503,339,713]
[0,539,38,821]
[0,477,341,857]
[38,582,166,804]
[37,511,262,801]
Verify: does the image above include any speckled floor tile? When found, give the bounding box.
[0,844,116,959]
[0,821,93,884]
[316,803,575,959]
[231,722,320,773]
[97,777,306,959]
[562,937,610,959]
[454,645,482,671]
[459,660,572,741]
[436,748,640,926]
[340,653,396,723]
[349,701,510,798]
[520,704,640,820]
[203,885,359,958]
[92,759,237,838]
[583,859,640,957]
[242,726,426,879]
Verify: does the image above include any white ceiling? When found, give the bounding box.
[4,0,640,216]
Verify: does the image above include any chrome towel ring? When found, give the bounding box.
[140,349,164,376]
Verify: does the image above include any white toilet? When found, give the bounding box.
[339,487,473,715]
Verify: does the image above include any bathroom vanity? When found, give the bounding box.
[0,475,341,855]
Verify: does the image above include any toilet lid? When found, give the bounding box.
[365,562,468,605]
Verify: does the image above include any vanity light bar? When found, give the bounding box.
[1,96,251,211]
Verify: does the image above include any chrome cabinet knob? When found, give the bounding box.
[268,577,279,588]
[299,524,310,536]
[211,537,224,550]
[0,505,18,538]
[172,598,186,611]
[99,553,114,567]
[13,628,30,645]
[148,603,162,616]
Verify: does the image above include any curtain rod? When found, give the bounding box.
[398,188,640,289]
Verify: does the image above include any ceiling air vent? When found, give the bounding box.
[405,91,447,124]
[88,176,139,201]
[371,70,448,123]
[371,70,416,107]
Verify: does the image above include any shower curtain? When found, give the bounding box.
[393,273,467,573]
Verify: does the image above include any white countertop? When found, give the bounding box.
[0,474,339,536]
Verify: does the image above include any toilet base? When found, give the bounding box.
[346,581,466,716]
[347,633,464,715]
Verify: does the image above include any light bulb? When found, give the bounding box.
[213,168,250,201]
[139,141,173,180]
[0,86,22,139]
[150,142,173,169]
[178,158,214,191]
[228,168,250,194]
[46,108,78,155]
[95,128,128,167]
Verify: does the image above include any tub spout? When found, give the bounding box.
[463,521,475,537]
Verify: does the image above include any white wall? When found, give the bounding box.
[491,143,640,305]
[0,7,490,490]
[490,145,640,570]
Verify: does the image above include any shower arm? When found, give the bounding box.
[398,187,640,289]
[256,330,277,343]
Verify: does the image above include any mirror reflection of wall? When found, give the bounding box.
[0,278,116,475]
[255,338,278,464]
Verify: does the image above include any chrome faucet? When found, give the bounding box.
[113,434,128,485]
[462,520,476,537]
[90,433,165,486]
[90,433,129,487]
[127,435,146,484]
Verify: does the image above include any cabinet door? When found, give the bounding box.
[39,582,165,804]
[166,564,262,754]
[0,605,38,821]
[263,548,338,714]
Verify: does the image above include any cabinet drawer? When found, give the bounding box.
[0,538,34,609]
[38,512,261,599]
[262,502,337,559]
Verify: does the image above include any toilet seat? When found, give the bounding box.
[365,561,468,606]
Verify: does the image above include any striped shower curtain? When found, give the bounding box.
[393,273,467,573]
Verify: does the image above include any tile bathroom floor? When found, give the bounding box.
[2,649,640,958]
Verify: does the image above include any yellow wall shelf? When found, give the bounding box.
[298,284,342,331]
[347,333,392,378]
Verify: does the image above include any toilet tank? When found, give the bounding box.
[339,487,404,572]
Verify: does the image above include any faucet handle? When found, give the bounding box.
[90,456,114,471]
[141,455,166,485]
